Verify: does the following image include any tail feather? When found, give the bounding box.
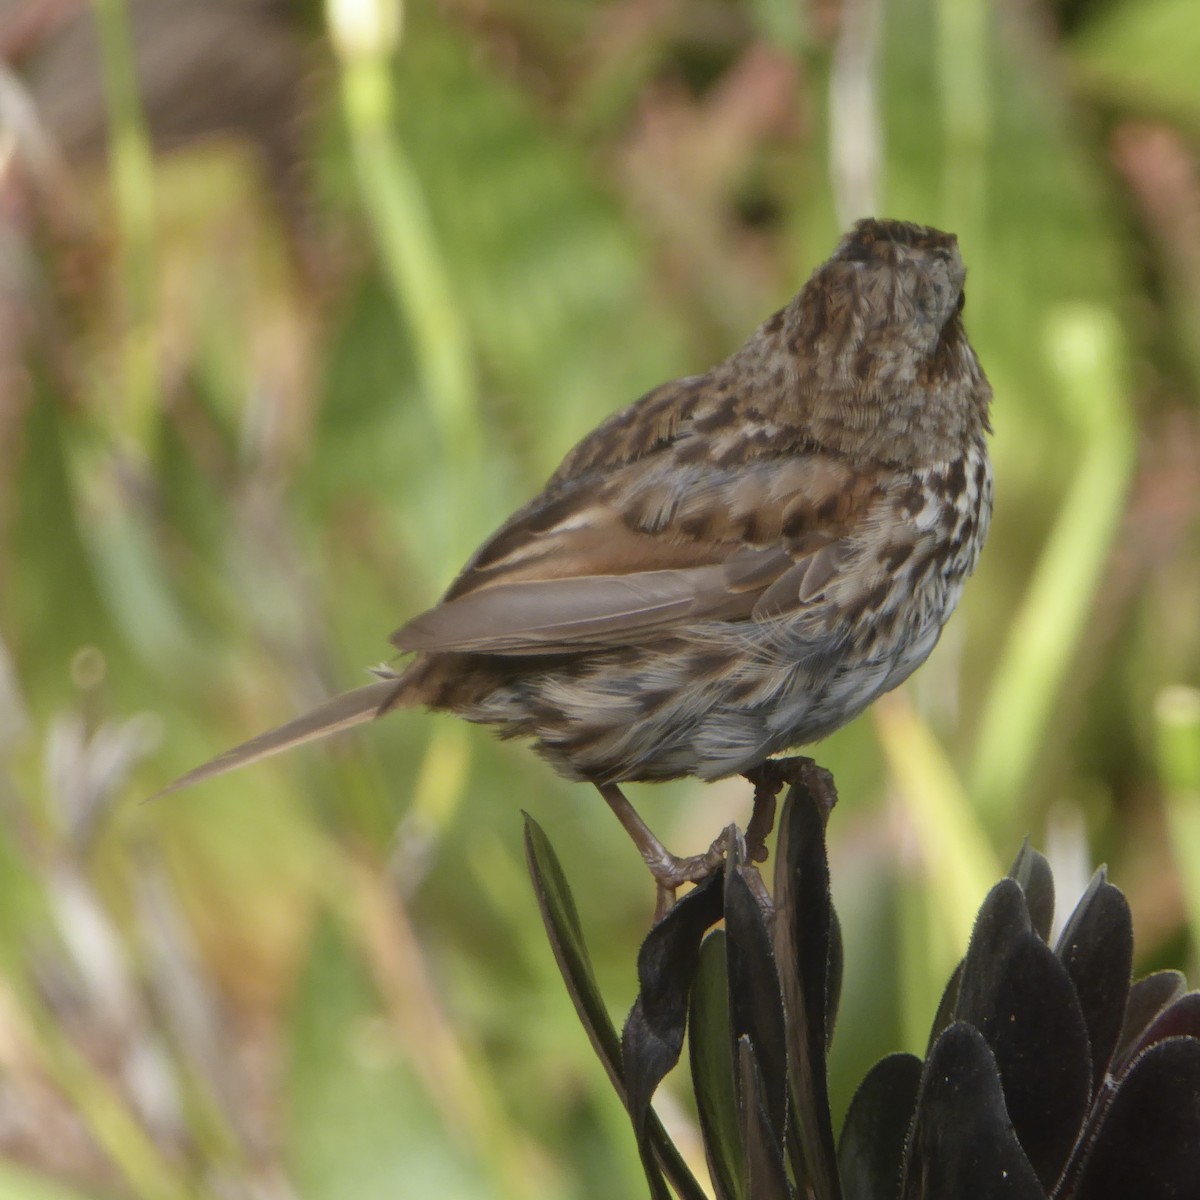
[153,679,405,799]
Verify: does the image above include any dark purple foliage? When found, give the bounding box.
[525,770,1200,1199]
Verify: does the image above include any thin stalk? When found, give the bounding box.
[326,0,476,955]
[327,0,484,574]
[969,306,1136,828]
[875,691,1001,956]
[936,0,991,233]
[1157,686,1200,966]
[90,0,159,442]
[0,980,191,1200]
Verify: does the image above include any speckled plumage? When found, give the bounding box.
[388,218,993,784]
[164,218,993,855]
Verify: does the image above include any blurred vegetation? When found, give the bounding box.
[0,0,1198,1195]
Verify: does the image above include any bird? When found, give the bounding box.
[161,217,993,916]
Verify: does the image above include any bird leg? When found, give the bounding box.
[741,759,799,863]
[742,766,783,865]
[597,782,729,922]
[598,758,835,922]
[742,755,839,863]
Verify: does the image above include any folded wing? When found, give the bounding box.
[392,455,885,658]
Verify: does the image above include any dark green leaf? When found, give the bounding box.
[772,778,841,1200]
[524,814,708,1200]
[725,857,788,1147]
[1112,971,1188,1073]
[1053,868,1132,1091]
[1115,991,1200,1075]
[523,813,623,1093]
[826,906,844,1050]
[956,880,1032,1013]
[957,881,1090,1190]
[838,1053,922,1200]
[926,961,964,1056]
[1070,1037,1200,1200]
[1008,840,1055,942]
[900,1023,1044,1200]
[689,932,745,1200]
[737,1038,795,1200]
[622,869,726,1134]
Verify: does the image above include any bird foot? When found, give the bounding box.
[743,756,837,850]
[598,758,837,924]
[646,830,733,923]
[741,755,814,865]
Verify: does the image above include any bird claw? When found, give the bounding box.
[600,760,838,925]
[648,830,732,922]
[745,756,837,825]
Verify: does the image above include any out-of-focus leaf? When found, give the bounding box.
[1157,686,1200,965]
[1113,971,1188,1070]
[1071,0,1200,129]
[970,307,1135,832]
[772,776,840,1200]
[7,396,116,698]
[524,814,709,1200]
[886,0,1139,851]
[837,1052,922,1200]
[389,7,690,476]
[737,1039,794,1200]
[1070,1038,1200,1200]
[1053,869,1133,1092]
[689,931,745,1200]
[900,1023,1044,1200]
[872,693,999,958]
[284,916,491,1199]
[956,881,1090,1190]
[1008,841,1055,943]
[0,1163,98,1200]
[725,858,788,1146]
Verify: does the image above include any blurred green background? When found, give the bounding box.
[0,0,1198,1195]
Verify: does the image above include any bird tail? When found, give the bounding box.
[153,678,407,799]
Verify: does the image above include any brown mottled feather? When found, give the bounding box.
[161,217,993,795]
[392,461,884,657]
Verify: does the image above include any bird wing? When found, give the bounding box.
[392,454,889,657]
[394,558,774,655]
[544,375,711,483]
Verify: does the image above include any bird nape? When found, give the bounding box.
[160,217,993,920]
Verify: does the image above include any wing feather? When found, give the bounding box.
[394,565,749,654]
[393,451,891,658]
[152,680,401,797]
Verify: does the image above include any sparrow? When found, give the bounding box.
[162,218,993,914]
